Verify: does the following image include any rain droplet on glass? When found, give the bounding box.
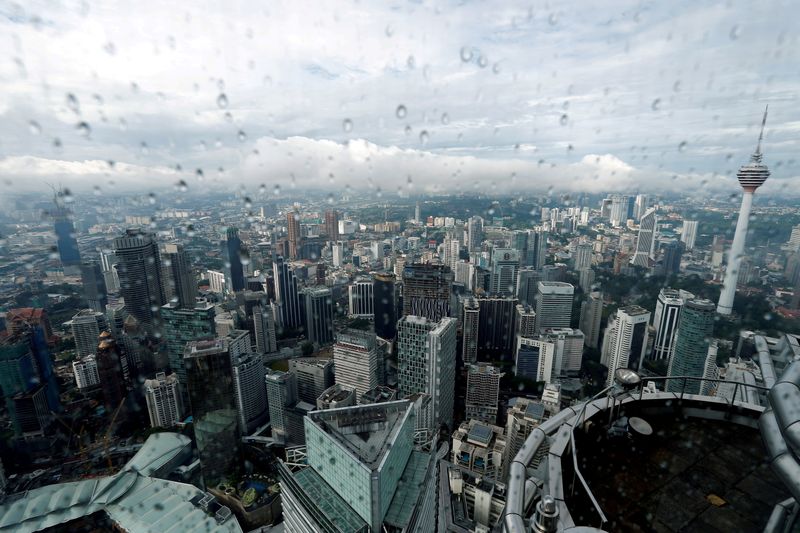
[396,105,407,119]
[217,93,229,109]
[342,118,353,133]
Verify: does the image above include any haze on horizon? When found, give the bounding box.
[1,0,799,198]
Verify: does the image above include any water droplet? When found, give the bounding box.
[404,125,412,136]
[396,105,407,119]
[148,192,156,204]
[407,175,414,189]
[342,118,353,133]
[28,120,41,135]
[76,121,91,138]
[103,42,116,55]
[441,113,450,125]
[477,55,488,68]
[239,249,251,265]
[673,80,681,92]
[419,130,429,145]
[195,168,204,180]
[678,141,688,152]
[224,112,233,122]
[492,62,501,74]
[217,93,228,109]
[460,46,473,62]
[548,12,558,25]
[66,93,80,114]
[140,141,149,154]
[407,55,415,69]
[175,179,188,192]
[273,184,281,196]
[729,25,741,40]
[237,130,247,142]
[53,137,62,149]
[385,24,394,37]
[326,193,334,204]
[651,98,661,111]
[559,114,568,126]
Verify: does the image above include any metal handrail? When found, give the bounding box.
[567,375,767,527]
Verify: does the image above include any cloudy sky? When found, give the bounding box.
[1,0,798,198]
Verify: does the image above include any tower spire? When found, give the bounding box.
[753,105,768,161]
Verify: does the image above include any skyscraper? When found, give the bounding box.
[415,201,421,224]
[222,227,245,293]
[465,363,503,424]
[160,243,196,308]
[476,296,517,357]
[718,108,770,315]
[661,240,684,274]
[608,194,632,227]
[397,315,457,430]
[96,332,127,416]
[462,297,480,364]
[443,236,461,271]
[333,329,381,401]
[289,357,334,404]
[80,261,107,312]
[348,277,374,317]
[143,372,183,428]
[324,209,339,241]
[667,299,716,394]
[273,256,302,331]
[467,216,484,252]
[630,207,657,268]
[681,220,699,250]
[602,305,651,385]
[526,227,548,270]
[402,263,454,321]
[184,339,240,487]
[161,299,215,403]
[287,208,301,260]
[651,288,694,361]
[70,309,108,358]
[572,242,593,271]
[252,304,277,354]
[516,268,541,306]
[231,354,268,433]
[72,355,99,389]
[265,370,297,444]
[373,272,398,339]
[535,282,574,332]
[113,229,164,335]
[490,248,519,296]
[301,286,334,345]
[579,291,603,349]
[51,193,81,271]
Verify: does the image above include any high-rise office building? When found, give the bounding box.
[231,354,268,433]
[490,248,519,296]
[667,299,716,394]
[572,243,593,271]
[143,372,183,428]
[661,240,684,274]
[96,332,128,416]
[265,370,297,444]
[373,272,399,339]
[415,201,421,224]
[113,229,164,335]
[681,220,699,250]
[543,327,585,376]
[515,303,536,339]
[301,286,334,345]
[252,304,277,354]
[333,329,380,401]
[535,282,574,332]
[515,336,555,383]
[397,315,457,430]
[51,196,81,271]
[324,209,339,241]
[516,268,541,306]
[579,291,603,349]
[526,228,548,269]
[468,216,484,252]
[476,296,517,357]
[462,297,480,364]
[652,288,694,361]
[608,194,633,227]
[72,355,99,389]
[718,108,770,315]
[273,256,302,331]
[280,400,435,532]
[80,261,107,312]
[287,208,301,260]
[633,194,648,221]
[289,357,334,404]
[630,208,657,268]
[465,363,504,424]
[184,339,240,487]
[602,305,651,385]
[331,241,344,267]
[348,277,374,317]
[222,227,245,293]
[70,309,108,358]
[160,243,196,308]
[161,299,215,403]
[402,263,454,321]
[443,237,461,271]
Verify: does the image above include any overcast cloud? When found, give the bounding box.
[1,0,798,198]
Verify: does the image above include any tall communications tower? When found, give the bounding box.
[717,107,770,315]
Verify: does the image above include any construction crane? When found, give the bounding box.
[102,398,126,471]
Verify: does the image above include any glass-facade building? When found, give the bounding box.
[666,298,716,394]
